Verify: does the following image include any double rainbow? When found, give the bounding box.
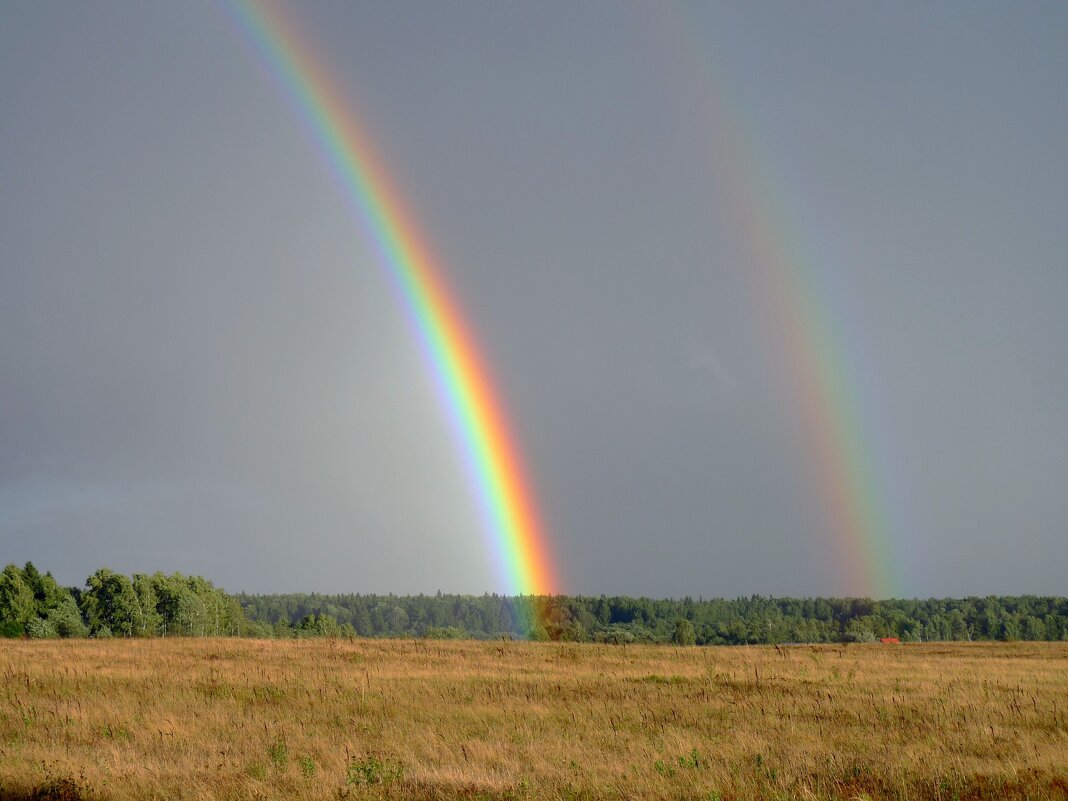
[230,2,901,600]
[228,1,557,597]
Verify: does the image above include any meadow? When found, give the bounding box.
[1,639,1065,801]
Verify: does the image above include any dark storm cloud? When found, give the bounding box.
[1,1,1065,596]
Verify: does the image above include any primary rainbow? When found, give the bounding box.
[227,0,557,597]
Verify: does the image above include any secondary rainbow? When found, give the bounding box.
[227,0,557,597]
[651,7,902,598]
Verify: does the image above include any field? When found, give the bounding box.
[1,639,1066,801]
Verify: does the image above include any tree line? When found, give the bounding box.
[3,562,1066,644]
[0,562,247,639]
[239,591,1068,644]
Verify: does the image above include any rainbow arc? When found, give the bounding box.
[229,0,557,597]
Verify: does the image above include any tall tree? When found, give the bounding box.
[0,564,36,636]
[81,568,142,637]
[131,574,163,637]
[672,618,697,646]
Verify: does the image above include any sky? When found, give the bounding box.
[1,1,1065,599]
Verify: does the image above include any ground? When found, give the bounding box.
[1,639,1066,800]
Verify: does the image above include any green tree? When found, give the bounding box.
[0,564,36,636]
[27,616,58,639]
[386,606,410,634]
[187,575,226,636]
[1021,616,1046,641]
[81,568,142,637]
[131,574,163,636]
[298,613,341,637]
[999,616,1021,642]
[672,618,697,646]
[151,572,206,636]
[844,617,877,643]
[22,562,64,616]
[528,623,550,642]
[351,606,372,637]
[273,617,294,639]
[46,594,88,638]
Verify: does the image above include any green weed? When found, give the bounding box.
[267,738,288,771]
[345,755,404,787]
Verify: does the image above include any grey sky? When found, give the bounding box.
[1,1,1065,598]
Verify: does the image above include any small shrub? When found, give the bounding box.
[267,739,288,770]
[677,748,704,770]
[32,772,92,801]
[27,617,58,640]
[346,755,403,787]
[653,759,676,778]
[298,755,316,778]
[48,598,89,638]
[246,763,268,780]
[0,620,24,638]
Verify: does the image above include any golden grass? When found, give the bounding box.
[1,639,1066,800]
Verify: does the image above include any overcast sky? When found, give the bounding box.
[2,1,1065,598]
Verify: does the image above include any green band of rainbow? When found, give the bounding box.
[228,0,557,597]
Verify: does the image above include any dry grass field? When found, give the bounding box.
[0,639,1065,801]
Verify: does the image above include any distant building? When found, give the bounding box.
[880,637,901,644]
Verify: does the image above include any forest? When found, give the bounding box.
[2,561,1066,644]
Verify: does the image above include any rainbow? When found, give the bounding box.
[226,1,557,597]
[651,8,901,598]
